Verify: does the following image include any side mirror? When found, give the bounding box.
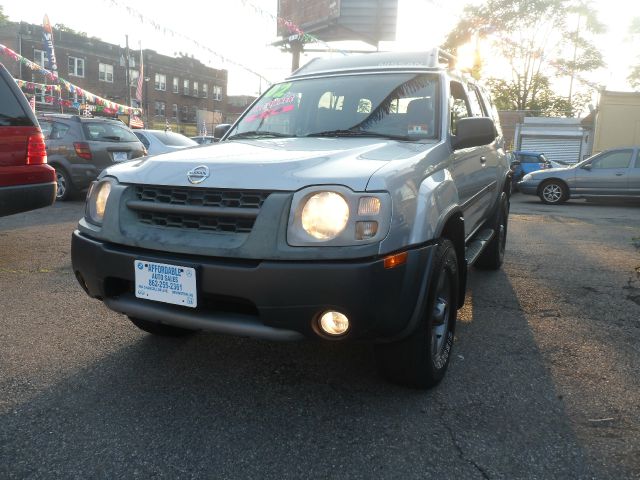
[214,123,231,140]
[451,117,497,150]
[581,163,592,170]
[510,160,521,168]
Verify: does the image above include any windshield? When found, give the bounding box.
[82,122,139,142]
[228,73,439,141]
[149,131,198,147]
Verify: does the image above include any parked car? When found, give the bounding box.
[0,64,56,217]
[509,151,552,189]
[190,135,218,145]
[133,129,198,155]
[37,114,146,201]
[72,49,511,389]
[518,146,640,204]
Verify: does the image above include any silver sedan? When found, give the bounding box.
[517,146,640,204]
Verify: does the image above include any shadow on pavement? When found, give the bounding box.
[0,268,602,479]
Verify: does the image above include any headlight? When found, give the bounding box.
[86,180,112,225]
[301,192,349,240]
[287,186,391,246]
[521,173,533,182]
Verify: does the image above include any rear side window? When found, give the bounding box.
[82,122,139,142]
[134,132,150,148]
[41,121,70,140]
[149,131,197,147]
[0,77,32,127]
[518,154,541,164]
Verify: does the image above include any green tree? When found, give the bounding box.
[0,5,9,25]
[629,17,640,90]
[444,0,605,116]
[54,23,87,37]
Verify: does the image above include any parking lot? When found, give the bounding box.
[1,194,639,479]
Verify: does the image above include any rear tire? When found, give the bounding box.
[539,180,568,205]
[475,193,509,270]
[54,167,76,201]
[374,239,458,389]
[128,316,196,337]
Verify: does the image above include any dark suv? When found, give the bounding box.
[38,114,146,200]
[0,64,56,217]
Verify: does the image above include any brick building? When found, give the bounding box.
[0,21,228,135]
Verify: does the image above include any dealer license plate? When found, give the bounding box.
[134,260,197,308]
[113,151,128,162]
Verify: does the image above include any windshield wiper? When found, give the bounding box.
[227,131,294,140]
[101,135,121,141]
[307,129,409,141]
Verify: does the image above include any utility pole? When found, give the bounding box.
[290,37,302,72]
[125,34,131,107]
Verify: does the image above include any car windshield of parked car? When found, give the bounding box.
[82,122,139,142]
[149,131,198,147]
[228,73,439,141]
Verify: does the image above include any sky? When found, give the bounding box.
[2,0,639,98]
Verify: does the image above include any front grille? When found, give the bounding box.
[129,185,274,234]
[135,185,271,209]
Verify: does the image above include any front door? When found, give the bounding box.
[574,149,634,196]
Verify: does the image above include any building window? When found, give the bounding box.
[34,49,46,67]
[183,79,189,95]
[155,73,166,91]
[68,56,84,77]
[213,85,222,101]
[99,63,114,83]
[173,77,179,93]
[193,81,198,97]
[172,104,178,119]
[34,86,53,105]
[202,84,208,98]
[129,69,139,87]
[181,105,188,122]
[154,101,165,117]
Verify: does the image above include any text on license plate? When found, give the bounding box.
[134,260,197,308]
[113,152,128,162]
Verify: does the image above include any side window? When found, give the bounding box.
[449,81,471,135]
[467,84,486,117]
[591,150,633,169]
[50,122,70,140]
[634,150,640,168]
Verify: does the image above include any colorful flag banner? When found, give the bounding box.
[135,45,143,105]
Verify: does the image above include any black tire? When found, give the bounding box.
[128,316,196,337]
[374,239,458,389]
[475,193,509,270]
[53,166,76,201]
[539,179,568,205]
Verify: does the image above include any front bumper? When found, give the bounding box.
[516,180,539,195]
[71,231,436,342]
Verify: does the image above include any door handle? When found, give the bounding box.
[480,156,487,165]
[615,173,624,176]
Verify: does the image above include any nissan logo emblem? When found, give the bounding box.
[187,165,209,184]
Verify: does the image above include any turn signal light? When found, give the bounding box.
[383,251,408,269]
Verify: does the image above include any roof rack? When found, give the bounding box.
[426,48,457,69]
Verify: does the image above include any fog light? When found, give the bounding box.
[319,311,350,336]
[355,221,378,240]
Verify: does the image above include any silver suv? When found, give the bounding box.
[72,50,511,388]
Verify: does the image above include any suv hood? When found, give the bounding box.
[104,137,435,191]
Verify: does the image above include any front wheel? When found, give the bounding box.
[128,316,196,337]
[539,180,568,205]
[374,239,459,389]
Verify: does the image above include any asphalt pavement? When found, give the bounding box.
[0,194,639,479]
